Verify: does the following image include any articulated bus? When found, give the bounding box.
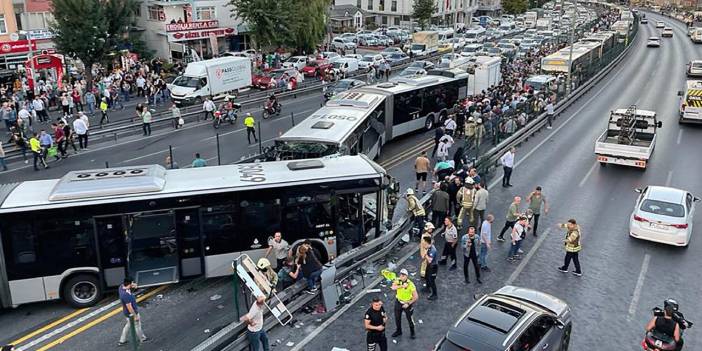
[270,69,468,160]
[540,44,597,74]
[0,155,389,307]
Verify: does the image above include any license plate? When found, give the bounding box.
[649,223,668,230]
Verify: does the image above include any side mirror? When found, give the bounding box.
[634,188,642,193]
[657,121,663,128]
[554,318,566,329]
[695,197,701,202]
[677,90,683,96]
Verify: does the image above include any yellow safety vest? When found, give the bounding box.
[244,116,255,128]
[395,279,416,303]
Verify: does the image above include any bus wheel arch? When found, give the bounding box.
[61,273,102,308]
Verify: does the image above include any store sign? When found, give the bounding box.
[0,40,38,54]
[167,27,236,42]
[26,0,52,12]
[166,20,219,32]
[28,29,54,40]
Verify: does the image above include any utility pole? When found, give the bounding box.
[566,0,576,95]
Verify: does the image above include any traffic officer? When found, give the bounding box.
[390,269,418,339]
[557,219,582,276]
[364,297,388,351]
[244,113,258,144]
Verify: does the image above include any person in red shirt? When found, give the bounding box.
[52,123,67,158]
[71,89,83,112]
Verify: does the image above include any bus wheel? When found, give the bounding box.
[63,274,102,308]
[424,116,435,130]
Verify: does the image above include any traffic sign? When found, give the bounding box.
[9,32,19,42]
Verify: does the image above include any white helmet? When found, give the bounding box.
[468,117,474,122]
[406,188,415,195]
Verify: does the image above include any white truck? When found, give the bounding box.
[678,79,702,123]
[594,107,662,169]
[536,18,551,30]
[468,56,502,95]
[410,31,439,57]
[170,57,252,106]
[525,11,538,28]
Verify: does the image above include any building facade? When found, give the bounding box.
[335,0,478,28]
[134,0,248,61]
[0,0,56,71]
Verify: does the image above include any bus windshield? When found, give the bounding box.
[273,140,340,159]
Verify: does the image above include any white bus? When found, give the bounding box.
[540,44,598,74]
[271,69,468,160]
[0,156,389,307]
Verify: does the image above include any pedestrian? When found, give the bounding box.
[405,188,426,234]
[557,219,582,276]
[139,105,152,136]
[474,182,489,226]
[443,116,457,136]
[436,134,453,161]
[390,268,418,338]
[461,226,482,284]
[61,121,78,154]
[73,113,89,149]
[191,153,207,167]
[202,97,216,121]
[414,151,431,194]
[29,132,48,170]
[85,90,96,116]
[99,97,109,125]
[430,183,450,229]
[244,113,258,144]
[479,214,494,271]
[421,235,438,300]
[265,231,290,270]
[507,216,528,262]
[364,297,388,351]
[456,178,476,229]
[240,295,270,351]
[431,126,444,158]
[498,196,521,242]
[165,155,179,169]
[39,129,59,162]
[526,186,549,236]
[297,243,323,293]
[33,96,49,122]
[52,123,67,158]
[500,147,516,187]
[545,100,554,129]
[170,103,182,129]
[9,129,28,164]
[117,277,148,346]
[0,142,8,171]
[439,217,458,270]
[419,222,434,285]
[276,257,300,290]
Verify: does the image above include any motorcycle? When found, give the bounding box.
[642,300,693,351]
[213,102,241,129]
[262,99,282,119]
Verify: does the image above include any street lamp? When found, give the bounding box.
[565,0,576,95]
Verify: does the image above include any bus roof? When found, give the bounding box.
[277,91,386,144]
[0,155,384,213]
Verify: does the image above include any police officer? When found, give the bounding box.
[390,269,418,339]
[364,297,388,351]
[244,113,258,144]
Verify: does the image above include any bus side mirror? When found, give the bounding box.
[657,121,663,128]
[677,91,683,96]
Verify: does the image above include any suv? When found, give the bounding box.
[434,286,572,351]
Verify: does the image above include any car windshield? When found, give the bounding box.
[332,62,345,68]
[463,46,478,52]
[362,56,375,62]
[173,76,204,88]
[640,199,685,218]
[307,61,320,67]
[692,62,702,69]
[286,57,301,63]
[488,48,501,53]
[334,80,353,89]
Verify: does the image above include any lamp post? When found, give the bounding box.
[565,0,576,95]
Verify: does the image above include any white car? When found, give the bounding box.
[629,186,698,247]
[656,21,665,28]
[647,36,661,47]
[321,51,341,62]
[359,54,385,71]
[662,27,674,37]
[282,56,308,71]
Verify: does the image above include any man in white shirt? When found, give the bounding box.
[500,147,516,188]
[443,116,457,136]
[33,96,48,122]
[73,113,89,149]
[546,101,555,129]
[202,98,216,121]
[136,75,146,97]
[265,232,290,270]
[240,295,270,351]
[18,107,31,126]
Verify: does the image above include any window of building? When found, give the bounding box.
[357,0,362,8]
[148,6,162,21]
[196,6,216,20]
[382,15,387,24]
[367,0,373,11]
[394,17,400,25]
[379,0,385,11]
[0,15,7,34]
[391,0,397,11]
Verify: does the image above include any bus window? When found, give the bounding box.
[284,194,334,244]
[202,204,236,256]
[36,217,97,277]
[393,90,422,125]
[238,192,282,250]
[2,219,38,280]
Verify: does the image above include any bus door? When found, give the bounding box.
[126,210,179,287]
[95,216,127,288]
[175,208,203,278]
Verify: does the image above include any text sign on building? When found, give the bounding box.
[166,20,220,32]
[167,27,236,42]
[0,40,38,54]
[28,29,55,40]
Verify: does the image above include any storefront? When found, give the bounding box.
[165,20,236,60]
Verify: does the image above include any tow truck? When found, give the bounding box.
[678,79,702,123]
[594,106,662,169]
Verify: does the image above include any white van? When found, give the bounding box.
[331,58,360,78]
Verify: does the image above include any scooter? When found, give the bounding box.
[642,300,693,351]
[262,100,282,119]
[213,103,241,129]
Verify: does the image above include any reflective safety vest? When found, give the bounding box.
[395,279,416,303]
[244,116,255,128]
[407,195,425,216]
[564,227,582,253]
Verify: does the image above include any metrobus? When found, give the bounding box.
[270,69,468,160]
[540,44,597,74]
[0,155,390,307]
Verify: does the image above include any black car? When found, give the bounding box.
[323,79,367,101]
[434,286,572,351]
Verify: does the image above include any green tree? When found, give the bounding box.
[502,0,528,14]
[228,0,291,50]
[50,0,137,89]
[287,0,328,53]
[412,0,437,30]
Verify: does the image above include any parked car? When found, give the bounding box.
[282,56,308,71]
[301,59,333,77]
[324,78,366,100]
[408,60,434,70]
[359,54,385,71]
[385,52,410,66]
[252,68,298,89]
[399,66,428,77]
[340,32,358,42]
[357,34,379,46]
[437,43,454,54]
[320,51,341,62]
[461,43,482,57]
[332,37,357,50]
[434,286,572,351]
[662,27,674,37]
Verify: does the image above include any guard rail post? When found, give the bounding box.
[257,121,263,155]
[291,112,295,127]
[216,133,222,166]
[169,145,175,169]
[232,260,241,319]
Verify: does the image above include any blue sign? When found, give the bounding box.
[479,16,488,27]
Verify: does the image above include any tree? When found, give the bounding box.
[229,0,291,50]
[412,0,437,30]
[502,0,528,14]
[50,0,137,90]
[287,0,328,53]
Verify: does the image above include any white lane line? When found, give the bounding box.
[199,107,321,142]
[628,253,651,320]
[120,149,171,163]
[506,228,552,285]
[488,68,621,190]
[666,170,673,187]
[677,129,683,145]
[578,162,599,188]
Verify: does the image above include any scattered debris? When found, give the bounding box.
[366,288,381,293]
[204,329,210,334]
[393,339,398,344]
[418,319,424,324]
[286,341,295,347]
[156,294,163,299]
[401,233,411,243]
[209,294,222,301]
[217,305,224,309]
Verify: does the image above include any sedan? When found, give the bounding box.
[324,79,366,100]
[629,186,698,247]
[656,21,665,28]
[385,52,410,66]
[380,47,404,57]
[408,60,434,70]
[301,60,332,77]
[662,27,674,37]
[647,36,661,47]
[399,66,428,77]
[641,18,648,24]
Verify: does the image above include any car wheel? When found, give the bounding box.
[63,274,102,308]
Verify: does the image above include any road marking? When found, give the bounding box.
[578,162,599,188]
[677,129,683,145]
[33,285,169,351]
[10,308,89,346]
[380,139,434,169]
[505,228,552,285]
[120,149,171,164]
[628,253,651,320]
[665,170,673,186]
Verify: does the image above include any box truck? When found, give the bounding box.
[170,57,252,106]
[410,31,439,57]
[468,56,502,95]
